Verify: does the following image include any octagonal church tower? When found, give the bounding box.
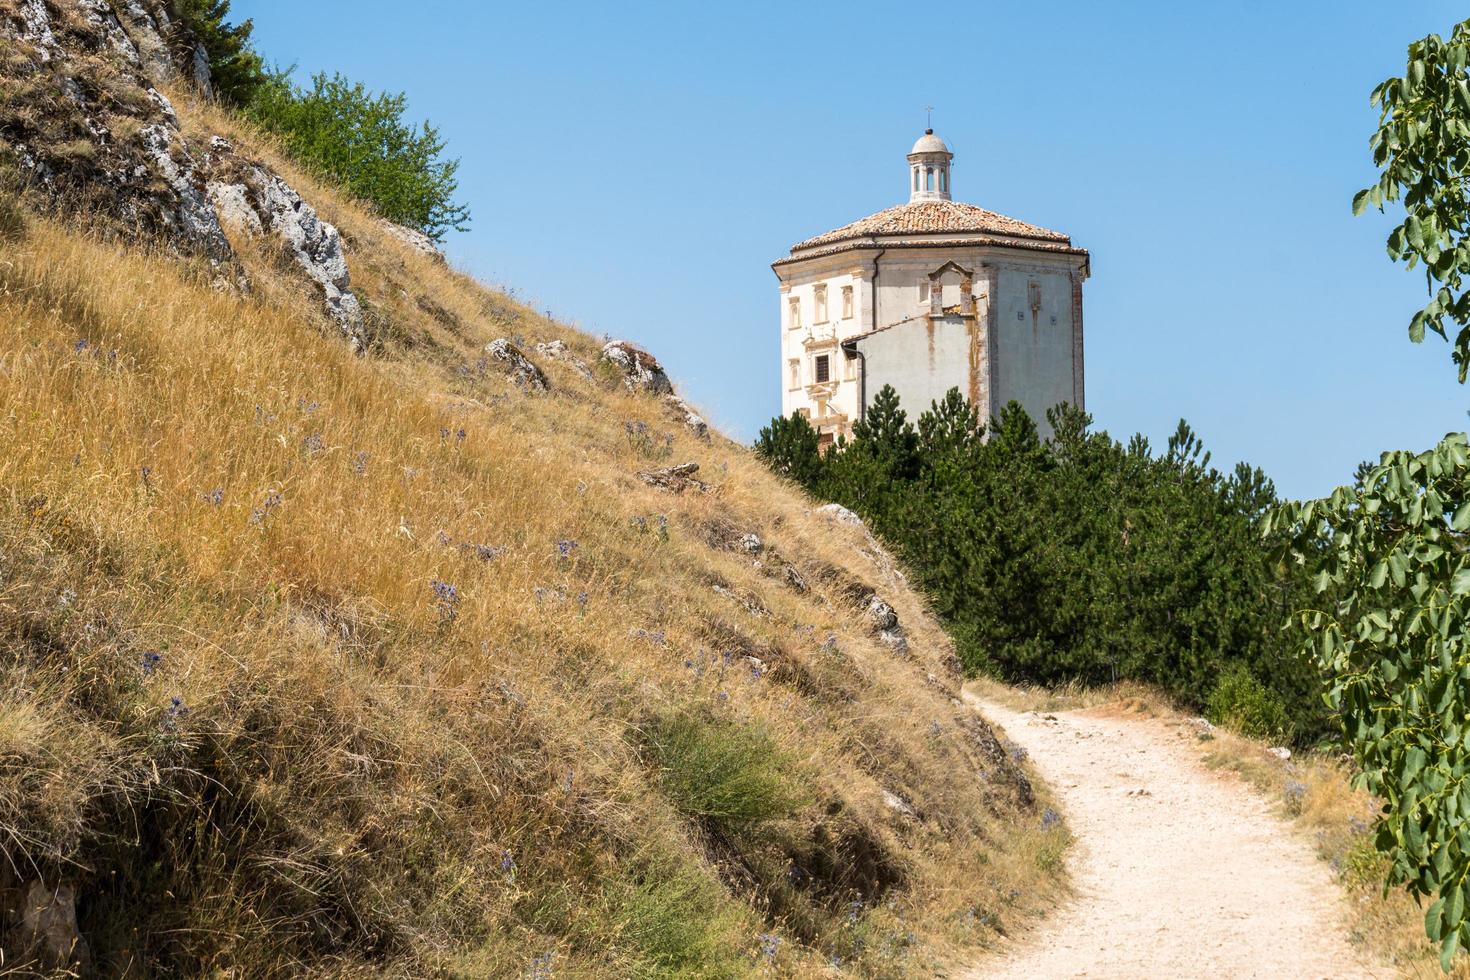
[772,129,1090,447]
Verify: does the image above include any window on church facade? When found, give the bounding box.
[814,284,828,323]
[843,353,857,381]
[788,359,800,389]
[788,296,801,329]
[913,168,919,192]
[940,169,947,193]
[841,285,853,319]
[919,282,930,305]
[814,354,830,383]
[926,168,934,191]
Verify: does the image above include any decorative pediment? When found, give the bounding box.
[927,260,974,282]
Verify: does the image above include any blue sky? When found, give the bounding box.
[235,0,1468,500]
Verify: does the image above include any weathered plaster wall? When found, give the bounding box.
[853,316,979,418]
[991,265,1080,436]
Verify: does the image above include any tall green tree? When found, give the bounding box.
[1281,17,1470,971]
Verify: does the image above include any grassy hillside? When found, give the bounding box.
[0,89,1057,977]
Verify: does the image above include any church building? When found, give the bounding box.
[772,129,1090,446]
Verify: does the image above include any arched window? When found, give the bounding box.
[926,168,934,191]
[913,168,919,192]
[940,168,947,193]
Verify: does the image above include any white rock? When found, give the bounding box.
[252,172,364,344]
[535,339,594,380]
[78,0,141,65]
[486,338,548,391]
[1268,746,1292,761]
[816,502,864,526]
[600,340,673,394]
[138,123,232,260]
[882,790,915,817]
[13,0,58,58]
[380,220,443,259]
[207,182,262,235]
[739,533,763,554]
[865,596,898,631]
[666,394,709,440]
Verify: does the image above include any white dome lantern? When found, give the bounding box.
[906,128,953,203]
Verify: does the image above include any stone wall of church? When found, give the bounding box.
[851,316,980,419]
[989,264,1083,435]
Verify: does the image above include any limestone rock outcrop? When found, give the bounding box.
[380,220,443,260]
[1,0,366,346]
[638,462,709,493]
[600,340,673,394]
[485,338,549,391]
[665,394,709,440]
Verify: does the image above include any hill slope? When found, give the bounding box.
[0,2,1054,975]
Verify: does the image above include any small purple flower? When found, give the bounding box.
[302,432,323,454]
[73,338,89,353]
[526,950,555,980]
[500,850,516,877]
[431,580,460,621]
[140,650,162,676]
[352,451,369,476]
[757,933,780,960]
[1007,743,1028,763]
[576,591,589,613]
[847,900,864,925]
[1041,807,1060,829]
[250,489,283,525]
[556,539,579,561]
[929,719,943,736]
[717,690,729,703]
[204,487,224,506]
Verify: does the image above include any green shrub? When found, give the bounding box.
[644,711,807,830]
[601,858,746,978]
[247,71,470,241]
[1207,664,1292,741]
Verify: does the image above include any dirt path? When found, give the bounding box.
[963,694,1383,980]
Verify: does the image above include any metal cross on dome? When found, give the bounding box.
[925,105,934,129]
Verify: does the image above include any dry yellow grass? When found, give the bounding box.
[0,90,1062,976]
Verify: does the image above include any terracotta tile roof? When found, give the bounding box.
[772,234,1088,268]
[789,200,1071,253]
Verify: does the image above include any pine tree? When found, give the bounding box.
[754,412,823,487]
[177,0,267,106]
